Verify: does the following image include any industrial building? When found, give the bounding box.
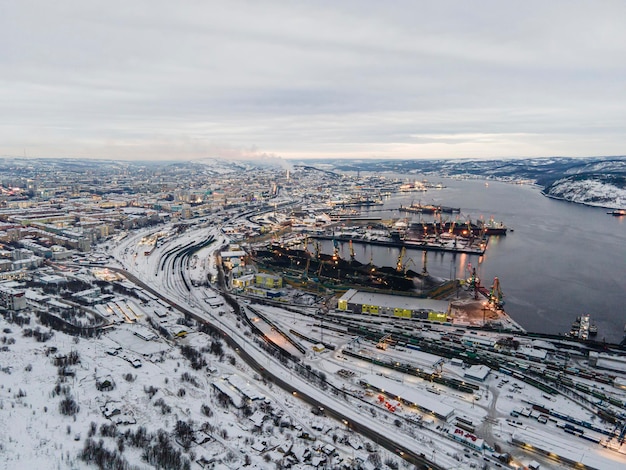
[254,273,282,288]
[463,365,491,382]
[337,289,450,321]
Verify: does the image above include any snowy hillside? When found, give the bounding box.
[544,174,626,209]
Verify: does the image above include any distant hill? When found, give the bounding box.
[543,173,626,209]
[288,156,626,209]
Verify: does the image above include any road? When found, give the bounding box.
[102,252,444,469]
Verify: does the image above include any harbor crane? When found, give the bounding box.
[403,257,416,275]
[396,247,406,272]
[302,236,312,280]
[314,241,321,260]
[489,276,505,309]
[332,238,340,263]
[467,265,480,300]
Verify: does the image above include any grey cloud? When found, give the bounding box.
[1,0,626,160]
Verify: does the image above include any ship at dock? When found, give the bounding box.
[399,203,461,214]
[330,195,383,208]
[250,238,443,293]
[406,218,508,236]
[566,314,598,340]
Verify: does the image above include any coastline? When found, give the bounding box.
[541,190,625,210]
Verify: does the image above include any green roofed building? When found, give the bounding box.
[337,289,450,321]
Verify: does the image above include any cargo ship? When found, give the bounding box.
[567,314,597,340]
[407,219,507,236]
[608,209,626,217]
[252,242,422,291]
[399,203,460,214]
[331,196,383,208]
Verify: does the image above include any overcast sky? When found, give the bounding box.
[2,1,625,161]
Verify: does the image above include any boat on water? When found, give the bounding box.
[608,209,626,216]
[399,203,460,214]
[406,219,507,236]
[566,314,596,340]
[333,196,383,208]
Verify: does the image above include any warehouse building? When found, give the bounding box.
[337,289,450,321]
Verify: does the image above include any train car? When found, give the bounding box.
[455,421,475,433]
[596,375,613,385]
[457,416,474,426]
[575,383,590,393]
[580,434,601,444]
[532,404,550,415]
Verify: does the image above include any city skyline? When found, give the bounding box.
[2,1,626,161]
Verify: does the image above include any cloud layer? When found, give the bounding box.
[2,1,625,160]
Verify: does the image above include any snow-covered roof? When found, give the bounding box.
[248,410,266,427]
[339,289,449,312]
[221,250,246,257]
[464,365,490,381]
[226,374,265,401]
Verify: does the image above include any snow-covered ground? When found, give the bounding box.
[0,301,413,469]
[4,219,626,469]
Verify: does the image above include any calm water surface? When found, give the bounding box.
[324,175,626,343]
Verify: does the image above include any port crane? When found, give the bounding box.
[403,257,416,275]
[448,218,456,235]
[396,247,406,272]
[314,241,321,260]
[302,236,312,280]
[467,265,480,300]
[349,239,356,263]
[332,238,340,262]
[489,276,504,309]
